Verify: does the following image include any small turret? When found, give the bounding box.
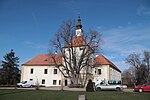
[76,16,83,36]
[76,16,82,29]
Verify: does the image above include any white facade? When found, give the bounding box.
[93,65,109,83]
[21,65,62,86]
[21,63,121,87]
[110,67,121,80]
[93,65,121,84]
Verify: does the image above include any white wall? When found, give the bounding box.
[22,65,62,87]
[93,65,121,83]
[110,67,121,80]
[93,65,108,83]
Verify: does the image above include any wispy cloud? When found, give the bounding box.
[61,0,80,11]
[31,10,39,27]
[24,41,47,50]
[103,25,150,53]
[137,6,150,16]
[100,24,150,71]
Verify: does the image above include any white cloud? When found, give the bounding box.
[137,6,150,16]
[103,25,150,53]
[24,41,47,50]
[31,10,39,27]
[101,24,150,71]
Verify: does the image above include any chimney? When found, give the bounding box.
[96,55,99,57]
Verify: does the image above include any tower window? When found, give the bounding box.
[80,47,84,50]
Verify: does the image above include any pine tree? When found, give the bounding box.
[1,49,20,85]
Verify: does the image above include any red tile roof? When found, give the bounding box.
[22,54,121,73]
[94,55,121,72]
[64,36,87,47]
[22,54,62,66]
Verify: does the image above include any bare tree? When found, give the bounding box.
[143,51,150,82]
[125,51,150,85]
[48,18,102,87]
[125,53,142,85]
[122,67,136,87]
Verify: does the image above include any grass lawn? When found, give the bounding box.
[0,89,150,100]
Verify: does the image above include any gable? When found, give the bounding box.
[63,36,87,48]
[94,54,121,73]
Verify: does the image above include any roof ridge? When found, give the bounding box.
[22,53,62,66]
[95,54,121,72]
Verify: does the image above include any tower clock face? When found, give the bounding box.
[77,31,80,35]
[76,29,82,36]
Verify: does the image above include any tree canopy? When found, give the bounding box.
[123,51,150,86]
[0,49,20,85]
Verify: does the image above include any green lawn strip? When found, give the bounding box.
[0,89,149,100]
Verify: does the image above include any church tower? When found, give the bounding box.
[76,16,83,36]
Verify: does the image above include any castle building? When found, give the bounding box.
[21,17,121,87]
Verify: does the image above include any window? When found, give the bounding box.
[108,80,113,85]
[59,80,61,85]
[30,68,33,74]
[42,79,45,84]
[98,69,101,75]
[80,47,84,50]
[117,81,121,85]
[53,80,57,85]
[146,83,150,86]
[113,81,116,84]
[22,81,27,84]
[100,81,104,85]
[44,69,48,74]
[54,69,57,74]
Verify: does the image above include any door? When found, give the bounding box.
[65,80,68,86]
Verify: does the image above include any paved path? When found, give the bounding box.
[0,87,134,92]
[123,89,134,92]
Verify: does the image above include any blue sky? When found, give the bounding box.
[0,0,150,71]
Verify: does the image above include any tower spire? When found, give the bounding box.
[76,16,83,36]
[76,16,82,29]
